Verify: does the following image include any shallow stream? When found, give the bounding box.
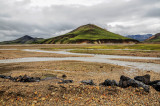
[0,49,159,73]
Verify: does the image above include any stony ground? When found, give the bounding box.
[0,61,160,105]
[0,45,160,105]
[0,79,159,106]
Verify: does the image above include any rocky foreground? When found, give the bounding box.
[0,74,159,105]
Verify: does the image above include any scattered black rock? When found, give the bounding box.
[119,75,131,88]
[100,79,118,86]
[12,75,40,82]
[100,66,103,68]
[149,80,160,85]
[0,75,6,78]
[149,80,160,92]
[81,80,95,85]
[119,75,150,92]
[58,80,73,84]
[134,80,150,92]
[0,73,159,92]
[134,74,150,85]
[152,82,160,91]
[62,74,67,78]
[4,76,12,79]
[0,74,40,82]
[0,91,5,96]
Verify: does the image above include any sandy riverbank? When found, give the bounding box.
[110,58,160,64]
[0,50,91,60]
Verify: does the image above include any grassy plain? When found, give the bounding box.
[70,49,160,57]
[85,44,160,50]
[1,44,159,50]
[68,44,160,57]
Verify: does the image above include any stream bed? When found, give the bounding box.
[0,49,159,73]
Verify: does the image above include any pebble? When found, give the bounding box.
[33,100,37,104]
[34,91,38,95]
[51,92,56,95]
[41,97,46,101]
[139,87,144,90]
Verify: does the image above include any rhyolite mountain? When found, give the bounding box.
[41,24,138,44]
[126,34,152,41]
[145,33,160,43]
[0,35,44,44]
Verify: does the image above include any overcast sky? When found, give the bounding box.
[0,0,160,41]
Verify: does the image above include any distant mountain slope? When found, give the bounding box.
[126,34,152,41]
[0,35,44,44]
[145,33,160,43]
[42,24,138,44]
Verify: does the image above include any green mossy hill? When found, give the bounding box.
[41,24,138,44]
[145,33,160,43]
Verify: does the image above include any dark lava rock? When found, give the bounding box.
[15,75,38,82]
[134,80,150,92]
[149,80,160,85]
[11,75,40,82]
[0,75,11,79]
[4,76,12,79]
[100,79,118,86]
[58,80,73,84]
[62,74,67,78]
[134,74,150,85]
[100,66,103,68]
[149,80,160,92]
[0,74,40,82]
[0,75,6,78]
[81,80,95,85]
[119,75,131,88]
[152,82,160,91]
[119,75,149,92]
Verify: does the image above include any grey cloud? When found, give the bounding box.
[0,0,160,41]
[144,8,160,17]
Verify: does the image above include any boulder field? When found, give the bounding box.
[0,74,159,92]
